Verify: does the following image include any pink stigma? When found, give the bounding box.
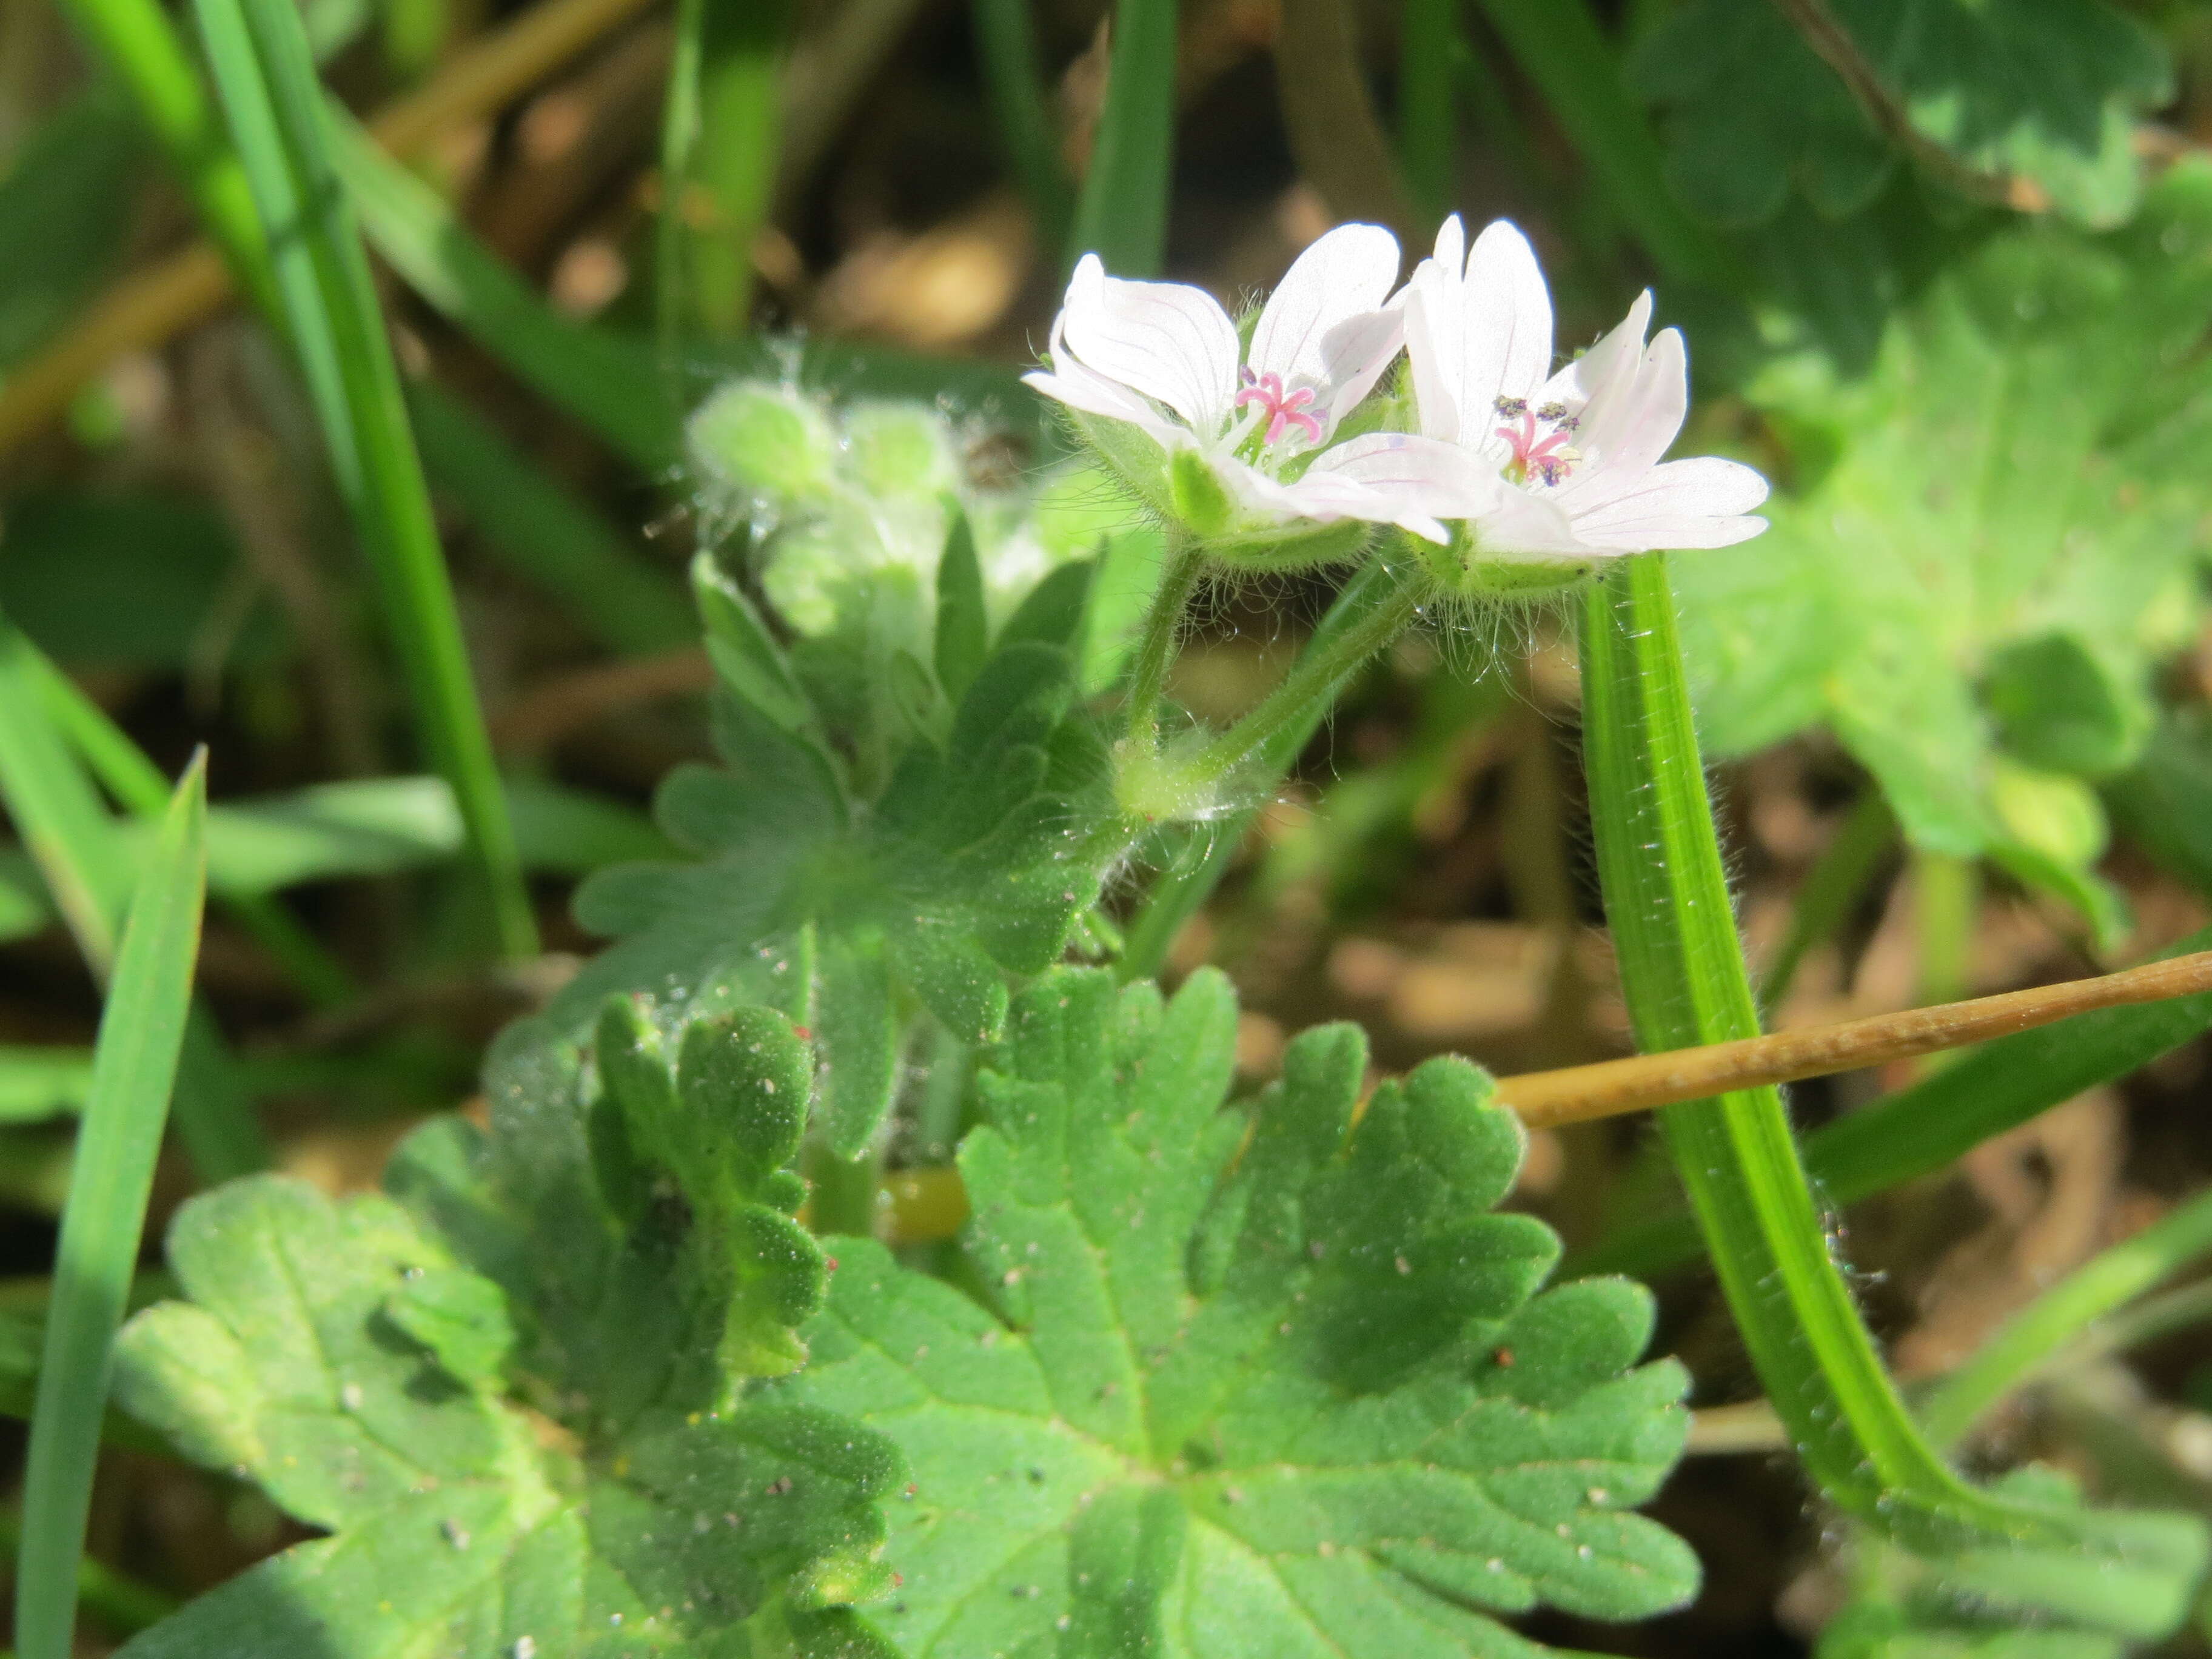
[1235,369,1324,447]
[1496,407,1577,488]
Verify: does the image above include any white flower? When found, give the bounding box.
[1024,225,1476,545]
[1401,216,1770,559]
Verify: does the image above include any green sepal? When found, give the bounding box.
[1167,446,1235,538]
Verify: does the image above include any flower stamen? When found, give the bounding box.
[1496,404,1580,488]
[1236,369,1324,448]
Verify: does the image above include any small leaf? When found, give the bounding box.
[384,1268,516,1387]
[781,968,1700,1657]
[694,550,817,736]
[933,507,988,705]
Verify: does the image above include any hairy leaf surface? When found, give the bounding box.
[1676,161,2212,931]
[782,968,1698,1657]
[1634,0,2170,228]
[112,1008,902,1658]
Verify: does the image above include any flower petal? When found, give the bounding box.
[1468,487,1590,558]
[1024,311,1188,449]
[1248,223,1403,391]
[1060,254,1241,434]
[1592,326,1689,481]
[1304,431,1499,522]
[1312,310,1407,431]
[1537,289,1651,441]
[1564,457,1772,550]
[1404,220,1553,454]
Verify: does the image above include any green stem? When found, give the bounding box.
[1117,560,1412,979]
[657,0,792,340]
[1068,0,1178,274]
[1119,530,1204,751]
[1758,788,1892,1011]
[1577,555,2202,1581]
[1914,849,1979,1009]
[1178,569,1419,790]
[1919,1187,2212,1450]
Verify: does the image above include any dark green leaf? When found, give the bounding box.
[1633,0,2171,227]
[782,968,1701,1657]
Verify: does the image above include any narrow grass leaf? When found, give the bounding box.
[971,0,1074,247]
[192,0,536,959]
[1919,1187,2212,1448]
[30,641,353,1007]
[656,0,791,340]
[0,614,267,1182]
[1068,0,1178,275]
[334,116,680,472]
[14,756,207,1659]
[45,0,281,313]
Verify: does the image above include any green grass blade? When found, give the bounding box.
[657,0,792,340]
[0,1507,178,1637]
[334,118,681,472]
[30,645,354,1008]
[45,0,280,315]
[1068,0,1178,275]
[0,629,121,968]
[191,0,537,960]
[0,615,269,1183]
[13,755,207,1659]
[1469,0,1732,286]
[1396,0,1458,223]
[972,0,1074,248]
[1578,555,2202,1586]
[1919,1187,2212,1449]
[408,384,693,655]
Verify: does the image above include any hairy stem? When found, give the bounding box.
[1578,554,2202,1584]
[1119,529,1205,751]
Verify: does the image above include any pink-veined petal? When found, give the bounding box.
[1305,431,1500,521]
[1403,284,1464,446]
[1468,486,1590,558]
[1565,457,1772,550]
[1537,289,1652,455]
[1458,220,1555,420]
[1593,327,1689,480]
[1060,254,1239,434]
[1311,309,1406,432]
[1248,223,1402,389]
[1024,310,1187,448]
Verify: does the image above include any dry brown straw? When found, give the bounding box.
[1495,949,2212,1127]
[876,951,2212,1245]
[0,0,662,456]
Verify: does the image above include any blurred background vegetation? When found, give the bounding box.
[12,0,2212,1651]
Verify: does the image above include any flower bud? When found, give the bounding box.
[841,400,958,502]
[687,381,838,523]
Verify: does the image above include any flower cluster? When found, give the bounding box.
[1026,216,1771,591]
